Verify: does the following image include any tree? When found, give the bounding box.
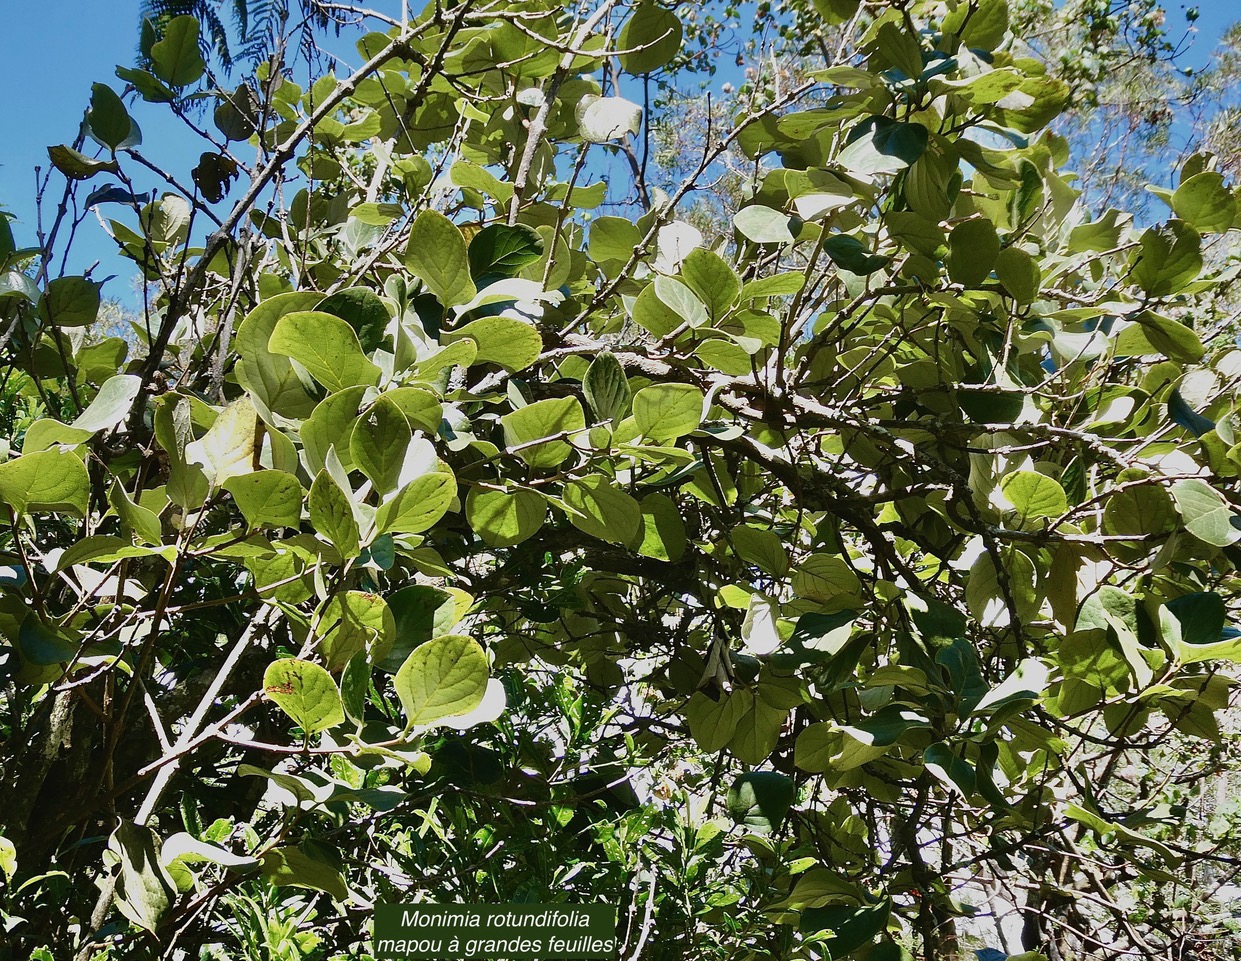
[138,0,336,69]
[2,1,1241,959]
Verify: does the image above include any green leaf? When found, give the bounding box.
[383,584,460,671]
[47,144,119,180]
[792,554,861,602]
[444,316,542,372]
[631,283,682,337]
[788,168,857,220]
[263,658,345,733]
[1171,171,1236,233]
[224,470,304,530]
[70,374,142,434]
[1000,470,1067,524]
[590,216,642,263]
[942,0,1009,49]
[349,396,412,495]
[501,397,585,468]
[1172,479,1241,547]
[150,15,206,86]
[577,96,643,143]
[185,396,260,488]
[376,471,456,535]
[451,159,513,202]
[1068,208,1129,253]
[301,387,367,475]
[406,210,477,307]
[800,900,891,952]
[1131,220,1202,297]
[823,234,890,275]
[309,470,361,557]
[1065,803,1181,867]
[0,270,40,302]
[117,64,176,104]
[837,116,928,175]
[994,246,1040,303]
[238,763,325,806]
[992,74,1070,133]
[55,535,144,572]
[341,652,370,721]
[318,591,395,670]
[467,223,543,280]
[1115,311,1204,364]
[728,697,786,764]
[160,833,259,871]
[316,287,390,353]
[562,476,643,545]
[1103,482,1175,536]
[268,311,382,393]
[39,276,101,327]
[875,21,924,80]
[811,0,861,24]
[967,550,1040,627]
[111,822,176,934]
[18,614,77,665]
[395,634,489,727]
[681,248,741,321]
[260,846,348,900]
[212,82,259,137]
[234,292,324,417]
[727,771,796,832]
[686,691,748,752]
[732,525,790,576]
[795,715,911,772]
[770,865,863,911]
[0,835,15,881]
[654,276,708,327]
[108,479,163,546]
[583,351,631,424]
[1160,592,1236,665]
[619,4,683,73]
[633,492,687,562]
[88,83,137,151]
[741,273,805,299]
[384,387,444,434]
[351,201,402,227]
[466,487,546,548]
[923,742,977,797]
[734,205,795,244]
[0,448,89,516]
[633,384,703,439]
[946,218,1000,287]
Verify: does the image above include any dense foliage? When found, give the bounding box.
[2,1,1241,959]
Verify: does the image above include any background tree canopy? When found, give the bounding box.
[2,1,1241,959]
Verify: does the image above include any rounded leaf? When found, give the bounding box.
[619,4,683,73]
[633,384,703,439]
[562,476,642,545]
[1172,171,1236,233]
[946,218,1000,287]
[268,311,382,393]
[0,449,90,516]
[263,659,345,733]
[1000,470,1067,525]
[501,397,585,469]
[394,634,489,727]
[224,470,304,530]
[466,487,546,548]
[376,470,457,535]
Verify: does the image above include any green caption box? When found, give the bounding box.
[374,904,619,959]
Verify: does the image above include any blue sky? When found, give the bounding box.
[0,1,1236,307]
[1,1,206,302]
